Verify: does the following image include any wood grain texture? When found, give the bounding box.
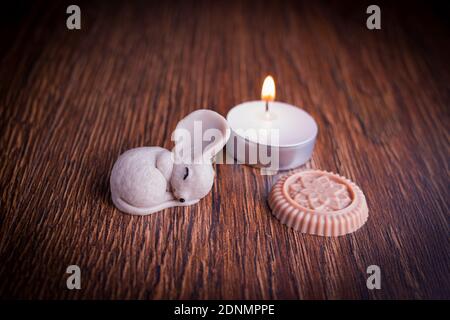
[0,0,449,299]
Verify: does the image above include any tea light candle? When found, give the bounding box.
[226,76,318,171]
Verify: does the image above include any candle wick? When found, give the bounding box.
[264,101,272,121]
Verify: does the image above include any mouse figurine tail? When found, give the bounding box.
[111,192,199,216]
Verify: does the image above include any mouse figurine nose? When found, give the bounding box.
[179,198,185,203]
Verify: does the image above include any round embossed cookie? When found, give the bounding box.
[268,170,368,236]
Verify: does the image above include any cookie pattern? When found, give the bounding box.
[287,172,352,212]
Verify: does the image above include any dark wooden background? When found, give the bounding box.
[0,0,449,299]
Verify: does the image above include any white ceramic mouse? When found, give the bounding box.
[110,109,230,215]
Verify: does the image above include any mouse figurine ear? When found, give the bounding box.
[172,109,230,164]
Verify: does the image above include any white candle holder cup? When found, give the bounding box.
[226,101,318,174]
[226,129,317,175]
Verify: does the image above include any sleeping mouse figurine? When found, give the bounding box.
[110,109,230,215]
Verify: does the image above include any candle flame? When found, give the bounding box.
[261,75,276,101]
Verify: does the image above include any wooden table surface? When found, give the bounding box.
[0,0,449,300]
